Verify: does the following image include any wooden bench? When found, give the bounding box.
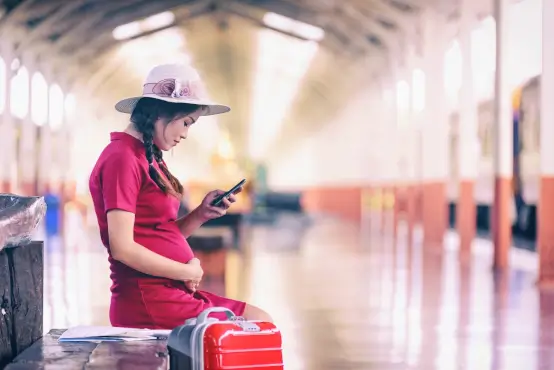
[0,241,43,369]
[5,329,169,369]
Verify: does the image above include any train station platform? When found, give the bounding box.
[40,210,553,370]
[0,0,553,368]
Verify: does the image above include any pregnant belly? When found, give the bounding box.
[135,223,195,264]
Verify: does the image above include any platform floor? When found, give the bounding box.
[41,211,554,370]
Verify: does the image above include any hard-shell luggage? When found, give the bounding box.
[167,307,283,369]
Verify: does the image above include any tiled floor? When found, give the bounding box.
[41,210,554,369]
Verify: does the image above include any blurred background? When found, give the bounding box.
[1,0,553,369]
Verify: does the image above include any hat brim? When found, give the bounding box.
[115,95,231,116]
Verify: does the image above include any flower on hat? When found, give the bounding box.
[152,79,176,97]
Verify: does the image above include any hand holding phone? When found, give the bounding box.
[211,179,246,207]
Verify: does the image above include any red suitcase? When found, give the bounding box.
[167,307,284,369]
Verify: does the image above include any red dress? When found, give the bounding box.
[89,132,246,329]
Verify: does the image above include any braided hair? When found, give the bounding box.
[130,98,199,197]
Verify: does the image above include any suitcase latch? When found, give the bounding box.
[230,318,261,332]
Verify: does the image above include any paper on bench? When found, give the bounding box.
[58,325,171,342]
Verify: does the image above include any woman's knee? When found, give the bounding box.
[242,303,273,323]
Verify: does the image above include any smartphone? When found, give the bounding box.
[211,179,246,207]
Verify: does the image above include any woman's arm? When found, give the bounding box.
[107,210,202,281]
[175,190,238,238]
[175,208,205,238]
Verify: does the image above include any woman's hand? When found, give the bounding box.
[184,258,203,293]
[194,187,242,222]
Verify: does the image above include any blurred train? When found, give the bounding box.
[448,75,540,240]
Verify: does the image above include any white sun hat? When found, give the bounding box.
[115,63,230,116]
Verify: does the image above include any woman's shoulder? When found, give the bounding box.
[94,142,148,175]
[104,141,144,160]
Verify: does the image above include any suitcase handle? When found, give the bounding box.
[197,307,235,324]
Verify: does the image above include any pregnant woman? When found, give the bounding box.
[89,63,272,329]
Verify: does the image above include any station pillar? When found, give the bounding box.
[491,0,513,271]
[420,10,449,249]
[457,0,479,257]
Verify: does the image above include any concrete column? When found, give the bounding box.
[395,64,417,243]
[19,56,37,196]
[60,78,77,202]
[407,48,424,234]
[380,76,399,236]
[37,68,51,195]
[49,101,68,198]
[57,121,71,196]
[457,0,479,256]
[63,117,77,202]
[420,10,449,249]
[538,0,554,288]
[39,117,53,194]
[410,57,422,237]
[492,0,512,270]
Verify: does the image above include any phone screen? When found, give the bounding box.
[211,179,246,207]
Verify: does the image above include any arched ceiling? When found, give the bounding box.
[0,0,450,167]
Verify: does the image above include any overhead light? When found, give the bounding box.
[262,12,324,42]
[143,11,175,32]
[112,21,141,40]
[112,11,176,41]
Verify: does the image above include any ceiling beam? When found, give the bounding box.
[341,4,396,49]
[387,0,422,12]
[0,0,58,35]
[64,0,215,69]
[371,0,418,34]
[60,0,196,61]
[13,0,89,55]
[32,0,137,58]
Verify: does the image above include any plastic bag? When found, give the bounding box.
[0,194,47,251]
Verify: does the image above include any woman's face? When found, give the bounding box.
[153,107,205,150]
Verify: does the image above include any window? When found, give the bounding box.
[49,84,64,130]
[10,65,29,119]
[31,72,48,126]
